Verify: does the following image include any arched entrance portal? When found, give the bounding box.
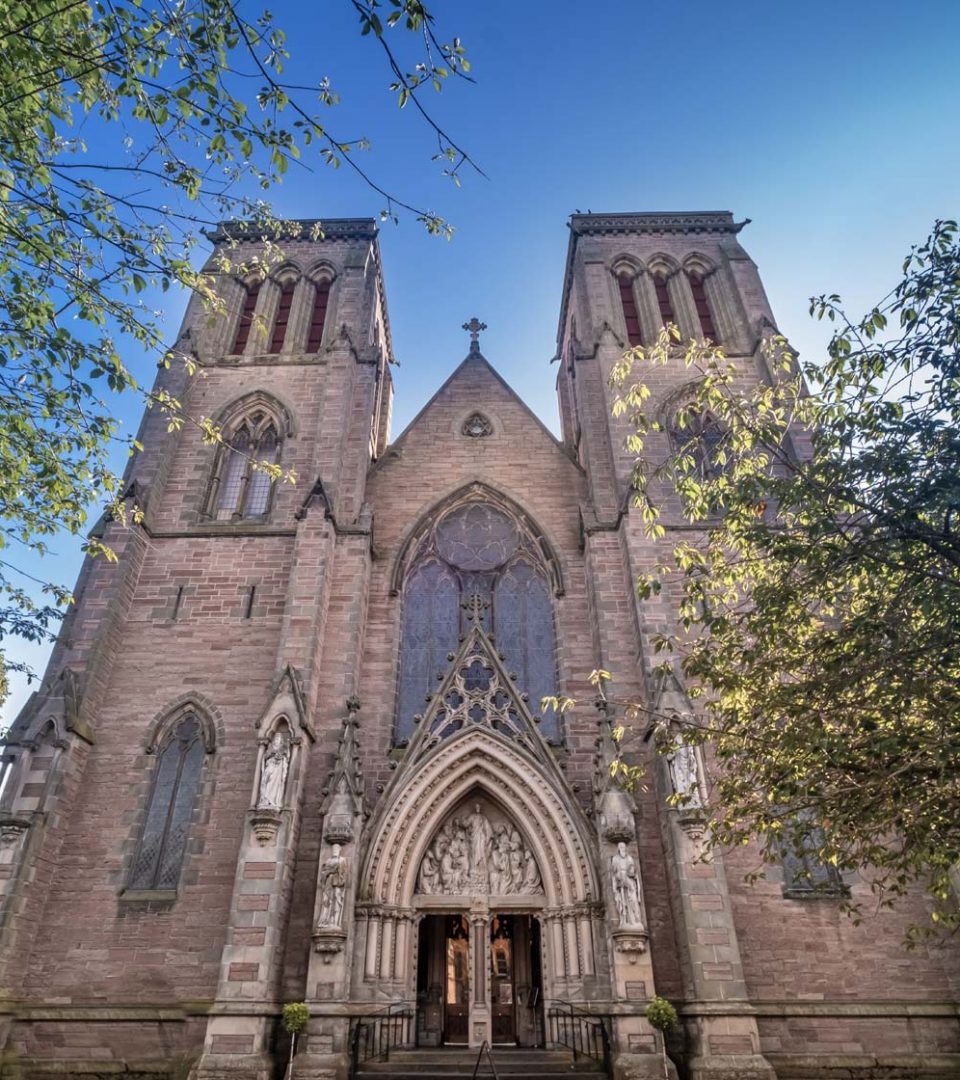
[356,712,603,1048]
[412,794,547,1047]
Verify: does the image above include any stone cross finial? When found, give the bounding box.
[462,316,487,356]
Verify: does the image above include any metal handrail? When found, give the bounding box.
[471,1040,501,1080]
[547,1000,613,1077]
[349,1001,413,1079]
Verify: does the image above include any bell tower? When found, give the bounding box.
[555,212,779,1080]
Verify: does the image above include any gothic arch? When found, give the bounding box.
[646,252,682,278]
[682,251,718,277]
[389,481,565,598]
[145,693,220,755]
[610,253,644,279]
[359,725,599,909]
[215,389,295,437]
[305,258,338,284]
[269,261,301,287]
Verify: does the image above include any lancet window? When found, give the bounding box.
[653,272,676,328]
[395,500,560,744]
[129,714,206,892]
[269,280,296,352]
[617,271,644,346]
[687,271,719,342]
[231,282,260,353]
[206,401,284,522]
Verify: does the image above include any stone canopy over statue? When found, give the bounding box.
[417,802,543,895]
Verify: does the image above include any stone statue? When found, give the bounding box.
[317,844,348,928]
[667,739,703,808]
[464,802,493,889]
[611,842,644,928]
[490,831,510,893]
[522,847,542,893]
[419,847,440,894]
[256,730,290,811]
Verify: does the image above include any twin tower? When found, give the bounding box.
[1,213,956,1080]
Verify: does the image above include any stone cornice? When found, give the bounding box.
[569,211,746,237]
[206,217,378,243]
[556,210,750,346]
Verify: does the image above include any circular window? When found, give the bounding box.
[435,504,519,571]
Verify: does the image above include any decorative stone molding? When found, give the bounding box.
[312,925,347,962]
[249,808,282,847]
[0,814,31,848]
[612,928,649,962]
[569,212,746,237]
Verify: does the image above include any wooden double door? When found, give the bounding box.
[416,913,543,1047]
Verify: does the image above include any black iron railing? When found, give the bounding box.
[471,1039,501,1080]
[349,1001,413,1079]
[547,1000,613,1076]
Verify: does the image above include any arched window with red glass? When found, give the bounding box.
[231,281,260,354]
[616,270,644,347]
[687,270,719,343]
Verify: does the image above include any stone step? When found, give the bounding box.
[355,1047,607,1079]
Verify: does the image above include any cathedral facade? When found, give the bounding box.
[0,213,957,1080]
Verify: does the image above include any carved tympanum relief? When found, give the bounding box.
[417,800,543,896]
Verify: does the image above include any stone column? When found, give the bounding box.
[468,907,490,1047]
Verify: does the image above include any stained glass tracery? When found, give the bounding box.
[129,715,205,892]
[395,502,560,744]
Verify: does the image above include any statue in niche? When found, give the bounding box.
[611,842,645,929]
[317,844,348,928]
[667,738,703,809]
[256,729,290,811]
[417,806,543,896]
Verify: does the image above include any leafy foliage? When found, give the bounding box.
[645,995,679,1032]
[0,0,477,697]
[610,222,960,937]
[282,1001,310,1035]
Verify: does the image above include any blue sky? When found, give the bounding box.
[3,0,959,721]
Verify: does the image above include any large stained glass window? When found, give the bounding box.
[395,502,560,744]
[129,715,205,892]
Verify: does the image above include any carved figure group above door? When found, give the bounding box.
[417,801,542,896]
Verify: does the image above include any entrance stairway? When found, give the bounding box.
[354,1046,608,1080]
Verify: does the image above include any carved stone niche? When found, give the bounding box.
[599,789,635,844]
[612,928,649,964]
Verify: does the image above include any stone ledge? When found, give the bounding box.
[767,1053,960,1079]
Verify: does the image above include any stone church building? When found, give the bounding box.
[1,212,957,1080]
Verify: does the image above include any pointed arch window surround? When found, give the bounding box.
[207,406,283,521]
[395,501,560,745]
[128,714,206,892]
